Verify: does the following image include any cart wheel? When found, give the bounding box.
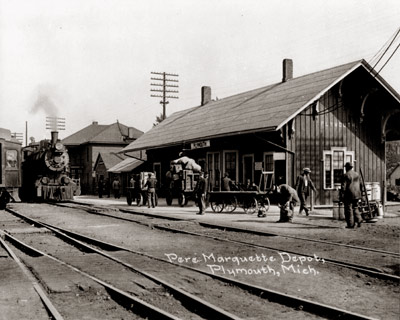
[136,193,143,206]
[178,193,185,206]
[361,212,370,221]
[127,192,132,206]
[224,196,237,213]
[259,197,270,212]
[211,200,224,213]
[166,193,173,206]
[243,197,258,214]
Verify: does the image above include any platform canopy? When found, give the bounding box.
[108,157,143,173]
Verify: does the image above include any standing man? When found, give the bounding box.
[276,184,300,223]
[112,177,121,199]
[98,177,104,198]
[340,162,362,228]
[222,172,232,191]
[195,171,208,215]
[295,168,317,216]
[145,173,157,208]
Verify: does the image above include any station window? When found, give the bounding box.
[323,147,354,189]
[223,151,238,183]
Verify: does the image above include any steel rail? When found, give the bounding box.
[52,205,399,280]
[0,232,64,320]
[119,208,399,257]
[151,224,400,282]
[2,231,183,320]
[45,203,400,280]
[65,202,400,257]
[5,208,243,320]
[5,207,381,319]
[34,221,380,320]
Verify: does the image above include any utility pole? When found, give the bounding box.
[150,72,179,120]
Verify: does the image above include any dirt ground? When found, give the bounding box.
[1,201,400,319]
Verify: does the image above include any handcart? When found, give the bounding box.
[165,165,200,206]
[357,168,382,222]
[208,171,273,215]
[208,190,270,214]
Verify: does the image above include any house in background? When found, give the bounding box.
[62,121,143,194]
[121,59,400,206]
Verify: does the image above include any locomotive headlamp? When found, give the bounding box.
[55,142,64,151]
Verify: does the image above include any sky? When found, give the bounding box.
[0,0,399,144]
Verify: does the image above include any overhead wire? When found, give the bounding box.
[368,27,400,65]
[376,42,400,75]
[370,27,400,71]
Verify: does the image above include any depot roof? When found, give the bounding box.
[121,59,399,153]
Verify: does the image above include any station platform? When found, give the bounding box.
[72,195,400,223]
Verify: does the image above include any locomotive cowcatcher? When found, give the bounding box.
[21,131,79,201]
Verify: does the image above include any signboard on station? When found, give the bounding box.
[191,140,210,150]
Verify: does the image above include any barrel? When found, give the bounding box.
[371,182,381,201]
[333,201,345,220]
[364,183,372,201]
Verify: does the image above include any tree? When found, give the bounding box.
[153,113,165,127]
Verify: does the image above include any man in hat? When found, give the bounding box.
[144,173,158,208]
[340,162,362,228]
[194,171,208,215]
[295,168,317,216]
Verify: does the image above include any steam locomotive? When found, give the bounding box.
[21,131,79,201]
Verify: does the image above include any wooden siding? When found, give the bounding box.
[288,83,386,205]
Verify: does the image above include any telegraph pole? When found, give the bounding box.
[150,72,179,120]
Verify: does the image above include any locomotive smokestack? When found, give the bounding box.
[51,131,59,146]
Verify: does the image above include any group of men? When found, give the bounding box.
[277,162,362,229]
[98,177,121,199]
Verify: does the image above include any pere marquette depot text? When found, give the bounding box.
[165,252,325,277]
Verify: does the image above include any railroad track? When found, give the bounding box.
[1,210,247,319]
[3,206,382,320]
[53,202,400,280]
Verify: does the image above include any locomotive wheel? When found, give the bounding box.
[211,200,224,213]
[243,197,258,214]
[223,196,237,213]
[178,193,185,206]
[127,192,133,206]
[136,193,143,206]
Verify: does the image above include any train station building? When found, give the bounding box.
[121,59,400,206]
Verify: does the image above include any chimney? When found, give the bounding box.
[128,127,135,139]
[282,59,293,82]
[201,86,211,106]
[92,121,98,125]
[51,131,59,147]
